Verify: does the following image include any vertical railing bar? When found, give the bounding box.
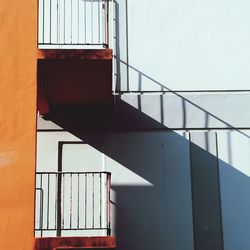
[77,173,80,229]
[84,0,86,44]
[57,0,59,43]
[98,0,100,44]
[62,173,65,229]
[91,0,93,44]
[64,0,66,44]
[92,173,95,228]
[42,0,45,44]
[70,173,72,229]
[40,189,44,237]
[71,0,73,43]
[107,173,111,236]
[103,0,105,45]
[104,0,107,46]
[55,174,57,230]
[106,0,109,47]
[99,173,102,228]
[85,173,87,229]
[56,172,62,236]
[40,174,43,237]
[77,0,80,44]
[50,0,52,44]
[47,174,50,230]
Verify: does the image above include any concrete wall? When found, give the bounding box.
[114,0,250,91]
[36,129,195,250]
[37,115,250,250]
[0,0,37,249]
[36,0,250,250]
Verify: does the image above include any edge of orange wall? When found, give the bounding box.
[0,0,37,249]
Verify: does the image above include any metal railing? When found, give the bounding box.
[38,0,109,48]
[35,172,111,237]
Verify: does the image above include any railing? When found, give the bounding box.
[38,0,109,49]
[35,172,111,237]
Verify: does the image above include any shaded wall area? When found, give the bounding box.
[36,94,250,250]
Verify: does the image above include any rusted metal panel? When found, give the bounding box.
[35,236,116,250]
[37,58,113,115]
[37,50,113,60]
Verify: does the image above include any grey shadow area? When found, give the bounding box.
[39,96,250,250]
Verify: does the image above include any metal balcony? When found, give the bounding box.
[35,171,111,237]
[38,0,109,49]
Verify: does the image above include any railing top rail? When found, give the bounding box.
[36,171,111,175]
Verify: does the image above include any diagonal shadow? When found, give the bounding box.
[39,94,250,250]
[36,2,250,249]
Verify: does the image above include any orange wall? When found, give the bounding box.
[0,0,37,249]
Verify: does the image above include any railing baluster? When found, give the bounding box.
[71,0,73,43]
[77,0,79,44]
[62,173,65,230]
[47,174,50,230]
[85,173,87,229]
[84,0,87,44]
[91,0,93,44]
[38,0,109,48]
[55,173,57,230]
[107,173,111,236]
[64,0,66,44]
[50,0,52,44]
[57,0,59,43]
[40,189,44,237]
[77,173,80,229]
[40,174,43,236]
[70,173,73,229]
[35,172,111,236]
[99,173,102,228]
[92,173,95,228]
[42,0,45,44]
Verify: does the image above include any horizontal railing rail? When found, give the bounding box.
[35,171,111,237]
[38,0,109,49]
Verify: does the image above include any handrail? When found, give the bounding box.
[35,171,111,237]
[35,188,44,237]
[38,0,109,49]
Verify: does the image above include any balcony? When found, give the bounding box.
[38,0,109,49]
[35,171,111,237]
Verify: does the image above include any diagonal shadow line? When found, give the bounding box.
[116,59,250,140]
[43,98,246,185]
[43,98,238,250]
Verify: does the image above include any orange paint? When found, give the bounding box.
[0,0,37,249]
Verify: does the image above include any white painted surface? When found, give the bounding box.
[36,131,194,250]
[115,0,250,91]
[62,143,104,172]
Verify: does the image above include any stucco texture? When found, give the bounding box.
[0,0,37,249]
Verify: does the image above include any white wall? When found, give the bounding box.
[36,0,250,249]
[115,0,250,91]
[36,130,194,250]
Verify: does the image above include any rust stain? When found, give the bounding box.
[35,236,116,250]
[37,49,113,60]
